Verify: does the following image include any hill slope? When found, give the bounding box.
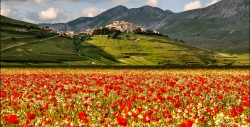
[80,33,249,66]
[159,0,249,53]
[0,15,116,66]
[1,15,249,66]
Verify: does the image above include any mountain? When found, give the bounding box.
[159,0,249,53]
[158,0,249,38]
[40,5,173,32]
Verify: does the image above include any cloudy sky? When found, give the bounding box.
[1,0,220,23]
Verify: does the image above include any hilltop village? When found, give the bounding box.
[41,21,160,38]
[84,21,159,35]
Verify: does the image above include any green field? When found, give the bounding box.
[160,19,249,54]
[82,34,213,65]
[0,15,81,65]
[79,33,249,66]
[169,34,250,54]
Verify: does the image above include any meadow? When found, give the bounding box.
[1,68,249,126]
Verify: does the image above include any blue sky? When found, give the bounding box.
[1,0,220,23]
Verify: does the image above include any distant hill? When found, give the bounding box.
[1,15,249,66]
[40,0,249,54]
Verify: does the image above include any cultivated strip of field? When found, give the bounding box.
[0,36,58,52]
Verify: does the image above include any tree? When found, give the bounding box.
[110,31,121,39]
[93,28,102,35]
[133,28,142,34]
[102,28,110,35]
[26,26,31,31]
[73,35,82,52]
[179,40,185,43]
[36,33,44,38]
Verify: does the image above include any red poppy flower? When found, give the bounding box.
[110,102,117,108]
[78,111,87,120]
[8,115,19,124]
[44,118,51,124]
[174,101,181,108]
[2,115,8,121]
[142,117,150,123]
[116,115,128,126]
[217,95,223,100]
[83,117,89,123]
[27,113,36,119]
[199,117,206,123]
[235,106,244,114]
[180,120,194,127]
[187,120,194,127]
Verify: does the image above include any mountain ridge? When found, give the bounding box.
[39,0,249,53]
[40,5,174,32]
[41,0,249,33]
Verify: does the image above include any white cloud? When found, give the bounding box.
[1,3,10,16]
[35,0,48,4]
[184,0,220,11]
[82,7,106,17]
[22,18,37,23]
[38,7,63,20]
[146,0,159,6]
[205,0,220,7]
[1,8,11,16]
[111,0,131,4]
[183,0,202,11]
[1,3,19,17]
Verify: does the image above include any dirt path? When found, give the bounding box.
[0,36,58,52]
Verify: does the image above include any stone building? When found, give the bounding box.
[106,21,141,33]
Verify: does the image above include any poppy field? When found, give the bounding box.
[1,68,249,127]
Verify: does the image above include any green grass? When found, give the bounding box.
[216,53,250,66]
[80,33,223,65]
[0,15,82,64]
[168,35,250,54]
[0,15,37,27]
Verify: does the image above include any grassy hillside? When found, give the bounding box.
[1,15,249,66]
[1,15,82,65]
[0,15,119,66]
[169,34,250,54]
[158,0,249,54]
[159,19,249,54]
[80,33,249,66]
